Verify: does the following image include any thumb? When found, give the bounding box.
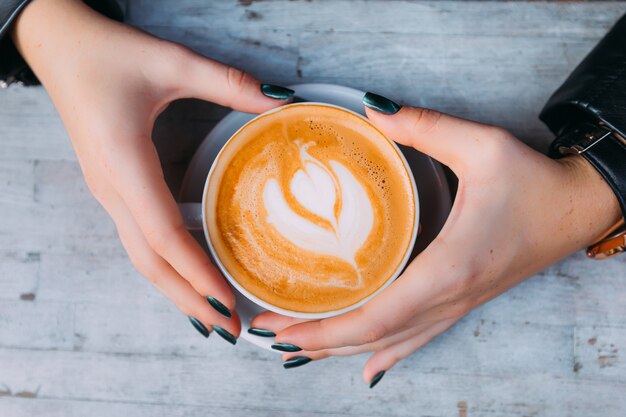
[176,52,293,114]
[363,92,493,170]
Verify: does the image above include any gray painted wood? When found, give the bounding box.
[1,1,626,416]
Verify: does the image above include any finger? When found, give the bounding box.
[281,346,358,363]
[250,311,309,335]
[280,322,433,363]
[105,135,236,314]
[362,319,455,385]
[363,96,498,170]
[274,241,453,352]
[178,53,293,114]
[110,197,241,341]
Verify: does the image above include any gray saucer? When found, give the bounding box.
[178,83,453,352]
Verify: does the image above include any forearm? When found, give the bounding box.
[11,0,119,89]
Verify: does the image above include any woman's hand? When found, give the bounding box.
[12,0,293,343]
[251,93,622,385]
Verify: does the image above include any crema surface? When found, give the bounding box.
[208,104,415,313]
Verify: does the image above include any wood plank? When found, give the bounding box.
[0,203,118,256]
[125,3,626,151]
[0,158,120,258]
[0,397,347,417]
[0,114,75,161]
[0,252,40,301]
[477,261,576,327]
[138,25,300,85]
[33,160,95,207]
[128,1,624,38]
[0,300,74,350]
[575,324,626,382]
[479,253,626,327]
[72,301,205,356]
[0,159,34,206]
[563,253,626,327]
[0,348,624,417]
[37,252,153,303]
[297,30,595,149]
[68,295,575,373]
[0,87,58,117]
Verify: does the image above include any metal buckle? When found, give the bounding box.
[587,220,626,259]
[557,125,613,155]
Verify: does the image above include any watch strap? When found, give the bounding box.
[551,123,626,219]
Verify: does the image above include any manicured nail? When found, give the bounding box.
[212,325,237,345]
[261,84,295,100]
[363,92,401,115]
[248,327,276,337]
[188,316,210,338]
[369,370,386,389]
[206,296,231,318]
[283,356,312,369]
[271,343,302,352]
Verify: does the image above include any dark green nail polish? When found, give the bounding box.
[261,84,295,100]
[248,327,276,337]
[206,296,231,318]
[369,370,386,389]
[188,316,209,338]
[271,343,302,352]
[283,356,312,369]
[363,92,401,115]
[213,325,237,345]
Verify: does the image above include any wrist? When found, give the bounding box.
[557,154,622,248]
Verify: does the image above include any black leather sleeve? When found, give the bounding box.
[540,14,626,219]
[0,0,124,87]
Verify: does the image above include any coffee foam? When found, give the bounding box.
[207,104,415,313]
[264,141,374,288]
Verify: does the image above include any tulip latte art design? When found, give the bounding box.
[207,104,416,313]
[263,140,374,289]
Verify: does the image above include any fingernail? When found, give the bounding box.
[261,84,295,100]
[248,327,276,337]
[188,316,210,338]
[271,343,302,352]
[283,356,312,369]
[369,370,386,389]
[206,296,231,318]
[212,325,237,345]
[363,92,401,115]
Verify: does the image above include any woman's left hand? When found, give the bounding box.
[250,97,622,386]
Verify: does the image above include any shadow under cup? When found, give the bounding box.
[182,102,420,319]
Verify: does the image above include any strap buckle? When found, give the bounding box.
[557,125,613,155]
[587,219,626,259]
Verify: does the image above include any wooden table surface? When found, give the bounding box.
[1,1,626,416]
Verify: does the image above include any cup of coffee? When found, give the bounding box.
[181,102,419,319]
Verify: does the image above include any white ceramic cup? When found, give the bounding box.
[180,102,419,319]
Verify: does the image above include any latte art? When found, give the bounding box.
[263,140,374,288]
[207,104,416,313]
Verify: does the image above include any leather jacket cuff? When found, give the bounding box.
[540,14,626,221]
[0,0,124,88]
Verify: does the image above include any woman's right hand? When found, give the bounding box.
[251,95,622,384]
[11,0,293,343]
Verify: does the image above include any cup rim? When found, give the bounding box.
[201,102,420,319]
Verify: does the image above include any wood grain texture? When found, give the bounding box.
[1,1,626,416]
